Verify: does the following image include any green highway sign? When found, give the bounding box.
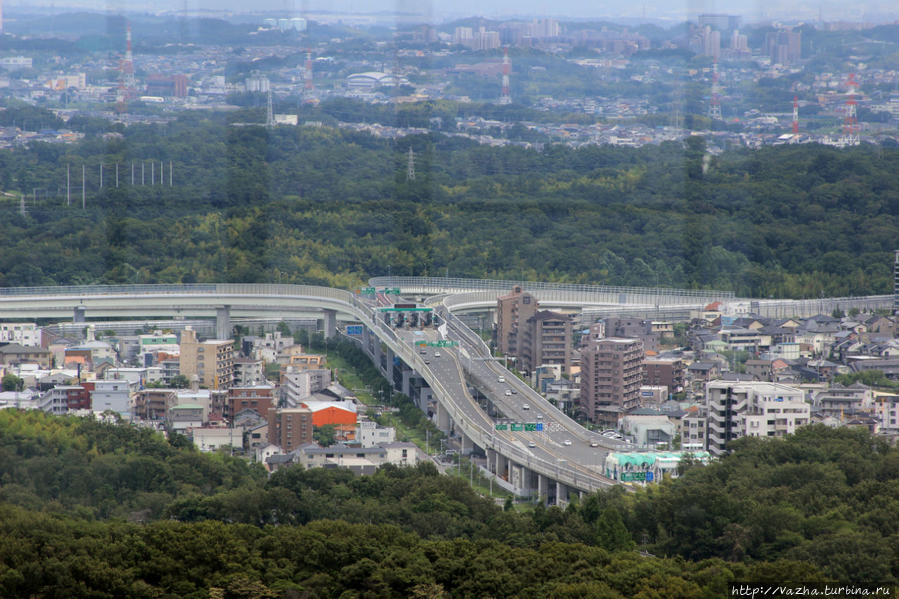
[524,423,537,431]
[495,424,508,431]
[361,287,376,294]
[378,288,401,294]
[511,423,523,432]
[378,307,433,312]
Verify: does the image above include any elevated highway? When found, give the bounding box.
[0,279,891,502]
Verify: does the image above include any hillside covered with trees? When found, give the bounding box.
[0,411,897,597]
[0,104,897,297]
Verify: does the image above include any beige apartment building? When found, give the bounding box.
[496,286,537,358]
[179,327,234,390]
[579,337,645,427]
[496,287,572,374]
[520,310,573,375]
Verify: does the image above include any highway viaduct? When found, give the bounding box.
[0,279,892,504]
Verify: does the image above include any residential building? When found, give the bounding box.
[0,322,39,346]
[495,286,538,359]
[281,367,330,405]
[179,327,234,390]
[0,343,51,368]
[579,337,644,427]
[643,358,685,392]
[813,383,872,418]
[91,379,132,418]
[680,405,708,450]
[38,385,89,415]
[227,385,275,421]
[191,427,241,452]
[604,317,660,352]
[268,407,314,452]
[356,421,396,448]
[706,381,810,456]
[520,310,573,374]
[233,357,265,386]
[132,389,177,421]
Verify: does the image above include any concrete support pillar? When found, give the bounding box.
[74,306,86,323]
[537,474,548,504]
[460,432,473,455]
[486,448,496,474]
[215,306,231,340]
[495,453,509,482]
[436,402,451,433]
[322,308,337,339]
[555,482,569,506]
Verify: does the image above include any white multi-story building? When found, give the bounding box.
[706,381,810,456]
[356,421,396,448]
[281,367,330,406]
[91,380,134,419]
[0,322,39,347]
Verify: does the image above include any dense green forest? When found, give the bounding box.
[1,104,897,297]
[0,411,897,596]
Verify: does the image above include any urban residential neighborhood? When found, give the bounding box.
[1,0,899,596]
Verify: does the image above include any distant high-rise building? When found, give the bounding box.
[453,26,473,46]
[698,13,741,31]
[730,29,749,53]
[765,29,801,65]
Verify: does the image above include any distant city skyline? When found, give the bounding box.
[6,0,899,24]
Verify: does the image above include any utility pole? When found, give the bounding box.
[82,164,85,209]
[66,163,70,206]
[406,147,415,181]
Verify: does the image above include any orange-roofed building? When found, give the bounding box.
[300,400,358,441]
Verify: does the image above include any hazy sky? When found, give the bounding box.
[8,0,898,23]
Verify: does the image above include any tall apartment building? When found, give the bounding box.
[643,358,685,393]
[179,327,234,390]
[496,287,571,375]
[579,338,645,427]
[520,310,573,374]
[267,407,314,452]
[893,250,899,315]
[496,286,538,359]
[706,381,810,456]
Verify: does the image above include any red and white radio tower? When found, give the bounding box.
[499,47,511,105]
[792,95,799,134]
[117,23,136,111]
[842,73,859,146]
[304,51,314,93]
[708,60,722,120]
